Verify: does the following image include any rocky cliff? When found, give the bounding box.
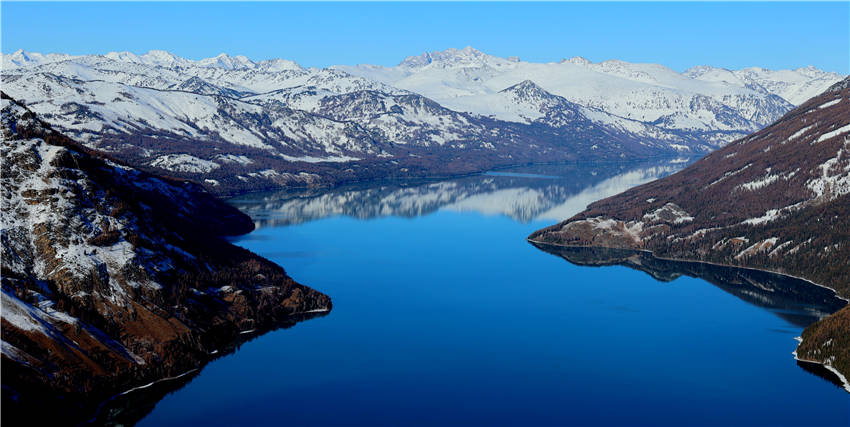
[0,93,331,424]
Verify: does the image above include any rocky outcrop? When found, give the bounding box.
[529,78,850,389]
[0,94,331,424]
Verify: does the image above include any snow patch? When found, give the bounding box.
[150,154,220,173]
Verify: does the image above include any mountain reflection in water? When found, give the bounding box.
[529,244,847,328]
[130,157,848,427]
[228,158,693,227]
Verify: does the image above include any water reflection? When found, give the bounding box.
[529,244,846,328]
[133,158,848,426]
[228,158,694,227]
[533,243,850,392]
[92,311,329,426]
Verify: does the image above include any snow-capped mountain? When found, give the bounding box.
[685,64,844,105]
[2,49,75,68]
[337,47,838,144]
[2,48,843,194]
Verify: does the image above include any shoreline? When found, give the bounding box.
[87,368,199,424]
[527,238,850,394]
[793,337,850,394]
[220,154,699,200]
[526,239,850,304]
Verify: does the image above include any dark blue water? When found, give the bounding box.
[138,161,849,426]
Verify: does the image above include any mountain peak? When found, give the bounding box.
[10,49,29,59]
[198,53,255,70]
[399,51,433,67]
[562,56,591,66]
[256,58,303,72]
[2,49,73,68]
[399,46,491,68]
[499,80,556,103]
[139,50,188,67]
[104,51,142,63]
[144,49,179,59]
[501,79,543,92]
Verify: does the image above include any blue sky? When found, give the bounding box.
[2,2,848,73]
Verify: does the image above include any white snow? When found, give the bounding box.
[816,123,850,144]
[817,98,841,109]
[1,290,51,334]
[787,125,814,143]
[150,154,220,173]
[642,202,694,224]
[742,208,782,225]
[735,237,778,259]
[280,154,360,163]
[736,168,797,192]
[807,137,850,199]
[3,48,841,162]
[215,154,254,165]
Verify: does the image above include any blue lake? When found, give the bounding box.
[137,160,849,426]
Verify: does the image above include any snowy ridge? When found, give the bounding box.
[337,47,842,144]
[2,48,843,194]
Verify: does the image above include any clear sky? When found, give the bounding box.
[2,2,848,73]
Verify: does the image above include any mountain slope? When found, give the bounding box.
[0,64,671,195]
[2,48,842,195]
[0,94,331,424]
[529,78,850,389]
[337,47,842,145]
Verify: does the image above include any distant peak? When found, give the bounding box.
[399,51,433,67]
[145,49,177,58]
[8,49,33,61]
[198,52,255,70]
[683,65,728,78]
[105,51,141,62]
[500,79,551,97]
[503,79,540,90]
[399,46,491,68]
[562,56,590,66]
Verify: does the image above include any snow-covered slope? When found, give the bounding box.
[337,47,843,143]
[1,74,379,156]
[2,48,842,194]
[752,66,845,105]
[1,49,75,68]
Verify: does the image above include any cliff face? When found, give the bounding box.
[0,94,331,424]
[529,78,850,389]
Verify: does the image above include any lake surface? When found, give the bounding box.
[138,159,849,426]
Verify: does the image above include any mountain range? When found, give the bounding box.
[2,47,843,195]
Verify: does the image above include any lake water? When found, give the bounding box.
[137,159,849,426]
